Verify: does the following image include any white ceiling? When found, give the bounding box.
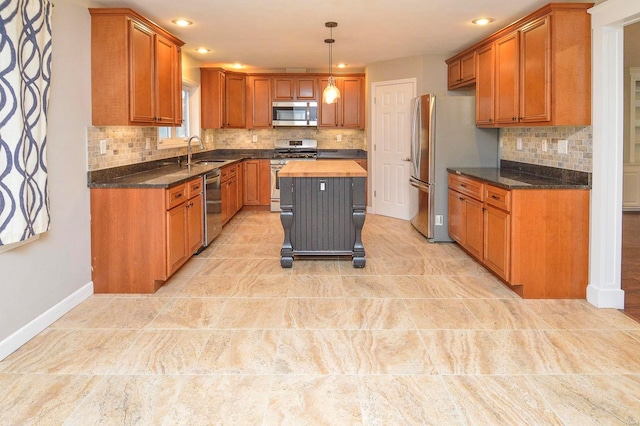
[92,0,601,72]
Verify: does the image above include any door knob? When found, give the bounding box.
[402,158,411,162]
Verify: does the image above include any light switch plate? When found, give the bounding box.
[517,138,523,151]
[542,139,548,152]
[337,135,342,142]
[99,139,107,155]
[252,134,258,143]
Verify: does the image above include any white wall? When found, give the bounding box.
[0,0,93,358]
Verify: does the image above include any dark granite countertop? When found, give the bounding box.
[88,148,367,189]
[448,161,591,190]
[88,158,244,189]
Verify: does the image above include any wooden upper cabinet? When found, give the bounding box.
[200,68,225,129]
[225,72,246,128]
[248,75,272,129]
[519,17,551,124]
[475,43,495,126]
[318,75,365,129]
[447,3,592,127]
[446,51,476,90]
[495,31,520,125]
[273,76,317,100]
[89,8,184,126]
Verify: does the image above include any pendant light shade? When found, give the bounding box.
[322,22,340,104]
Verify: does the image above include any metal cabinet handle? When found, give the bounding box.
[491,195,500,200]
[174,193,183,199]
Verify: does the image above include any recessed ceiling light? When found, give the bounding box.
[232,63,244,69]
[472,18,494,26]
[171,19,193,27]
[337,63,347,68]
[195,48,211,54]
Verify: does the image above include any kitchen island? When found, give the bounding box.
[279,160,367,268]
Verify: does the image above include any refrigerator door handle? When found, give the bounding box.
[410,97,420,177]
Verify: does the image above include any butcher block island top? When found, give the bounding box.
[279,160,367,178]
[279,160,367,268]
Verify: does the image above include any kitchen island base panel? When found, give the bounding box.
[280,175,366,268]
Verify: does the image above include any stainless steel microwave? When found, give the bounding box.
[272,101,318,126]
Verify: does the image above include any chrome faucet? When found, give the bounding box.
[186,135,204,167]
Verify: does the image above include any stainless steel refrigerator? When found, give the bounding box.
[410,94,498,242]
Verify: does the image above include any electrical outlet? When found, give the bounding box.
[558,139,569,154]
[145,137,150,150]
[252,134,258,143]
[516,138,523,151]
[435,215,443,226]
[99,139,107,155]
[542,139,548,152]
[337,135,342,142]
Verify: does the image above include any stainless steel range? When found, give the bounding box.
[270,139,318,211]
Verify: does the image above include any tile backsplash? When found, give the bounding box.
[87,126,365,171]
[87,125,590,173]
[499,126,592,173]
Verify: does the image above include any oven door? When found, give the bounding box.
[270,162,285,212]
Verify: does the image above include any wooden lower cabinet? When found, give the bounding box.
[243,159,271,206]
[483,204,510,281]
[448,172,589,299]
[91,177,203,293]
[221,162,241,225]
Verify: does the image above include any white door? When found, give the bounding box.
[373,79,416,220]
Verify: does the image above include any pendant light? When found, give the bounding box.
[322,22,340,104]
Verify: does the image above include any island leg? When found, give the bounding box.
[280,177,294,268]
[352,177,366,268]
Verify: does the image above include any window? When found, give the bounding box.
[157,80,199,149]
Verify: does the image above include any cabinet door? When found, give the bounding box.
[519,16,551,124]
[243,159,271,206]
[460,52,476,84]
[129,20,155,124]
[448,189,465,244]
[317,77,339,127]
[249,76,272,128]
[221,179,230,225]
[155,34,178,124]
[448,59,462,89]
[495,31,519,125]
[201,69,224,129]
[484,205,510,281]
[296,77,316,100]
[225,73,246,128]
[167,203,188,275]
[476,43,495,126]
[340,76,364,128]
[236,164,244,210]
[187,193,204,254]
[464,197,484,260]
[273,77,294,100]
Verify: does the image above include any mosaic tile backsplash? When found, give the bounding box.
[499,126,592,173]
[87,127,365,170]
[87,125,591,173]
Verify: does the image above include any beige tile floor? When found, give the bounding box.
[2,211,640,425]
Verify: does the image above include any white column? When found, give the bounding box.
[587,0,640,308]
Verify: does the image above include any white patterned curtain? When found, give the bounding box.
[0,0,52,246]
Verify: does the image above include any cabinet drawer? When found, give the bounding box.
[187,178,203,199]
[221,164,236,182]
[166,183,187,210]
[448,173,484,201]
[485,185,511,212]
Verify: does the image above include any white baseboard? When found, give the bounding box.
[0,281,94,361]
[586,284,626,309]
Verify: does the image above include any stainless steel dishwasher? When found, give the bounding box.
[200,169,222,251]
